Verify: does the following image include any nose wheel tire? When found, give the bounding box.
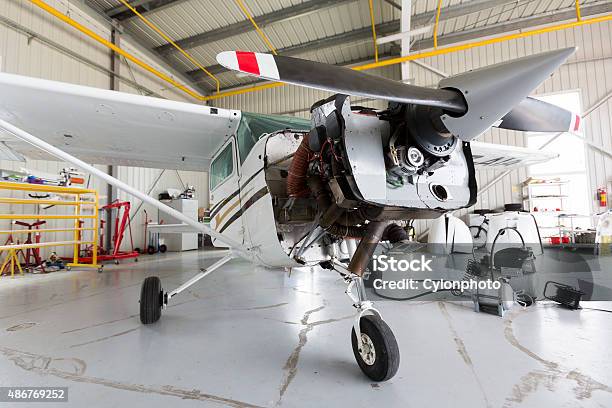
[351,315,400,382]
[140,276,163,324]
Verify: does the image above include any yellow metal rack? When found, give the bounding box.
[0,181,100,276]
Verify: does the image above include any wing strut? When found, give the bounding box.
[0,119,251,260]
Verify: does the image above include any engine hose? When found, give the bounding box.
[307,177,367,238]
[335,208,367,227]
[382,223,409,243]
[287,133,313,198]
[325,223,366,238]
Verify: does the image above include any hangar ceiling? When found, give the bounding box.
[82,0,612,93]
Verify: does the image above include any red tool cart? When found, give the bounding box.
[75,200,139,265]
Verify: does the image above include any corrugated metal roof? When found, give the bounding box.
[88,0,608,91]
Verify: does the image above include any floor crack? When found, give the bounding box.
[503,306,612,406]
[275,305,351,406]
[439,302,492,408]
[0,346,263,408]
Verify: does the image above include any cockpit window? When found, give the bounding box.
[236,112,311,164]
[210,142,234,190]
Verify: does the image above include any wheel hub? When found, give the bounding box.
[359,333,376,365]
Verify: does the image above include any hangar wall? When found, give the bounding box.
[0,0,209,255]
[214,20,612,235]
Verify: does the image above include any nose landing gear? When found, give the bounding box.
[341,271,400,382]
[330,221,401,381]
[351,314,399,381]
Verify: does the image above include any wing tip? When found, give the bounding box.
[216,51,239,71]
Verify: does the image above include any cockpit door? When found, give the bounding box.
[209,137,245,246]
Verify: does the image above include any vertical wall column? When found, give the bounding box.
[400,0,411,83]
[106,27,120,249]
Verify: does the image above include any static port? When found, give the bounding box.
[430,184,449,202]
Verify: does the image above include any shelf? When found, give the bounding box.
[524,196,568,201]
[524,181,569,187]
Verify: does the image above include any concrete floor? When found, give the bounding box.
[0,250,611,408]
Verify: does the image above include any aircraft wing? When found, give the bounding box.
[0,73,241,171]
[470,141,558,170]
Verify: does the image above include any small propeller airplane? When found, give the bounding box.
[0,47,578,381]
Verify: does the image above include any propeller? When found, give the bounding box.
[497,96,580,133]
[216,49,578,138]
[216,51,467,113]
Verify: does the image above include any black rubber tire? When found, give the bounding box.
[351,315,400,382]
[140,276,162,324]
[147,245,156,255]
[159,244,167,253]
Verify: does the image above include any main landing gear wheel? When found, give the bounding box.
[140,276,163,324]
[351,315,400,381]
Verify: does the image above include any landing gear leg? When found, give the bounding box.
[334,221,400,382]
[139,254,234,324]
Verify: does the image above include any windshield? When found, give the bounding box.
[236,112,310,164]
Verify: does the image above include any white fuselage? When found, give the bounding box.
[209,133,300,267]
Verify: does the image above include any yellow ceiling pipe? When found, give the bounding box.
[118,0,221,93]
[433,0,443,48]
[30,0,207,101]
[368,0,379,62]
[575,0,582,21]
[235,0,278,55]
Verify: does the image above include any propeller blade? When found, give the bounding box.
[216,51,467,113]
[497,97,581,133]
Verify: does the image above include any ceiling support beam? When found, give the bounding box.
[382,0,401,10]
[156,0,357,55]
[105,0,185,20]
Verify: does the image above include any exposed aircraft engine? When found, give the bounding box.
[284,94,476,240]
